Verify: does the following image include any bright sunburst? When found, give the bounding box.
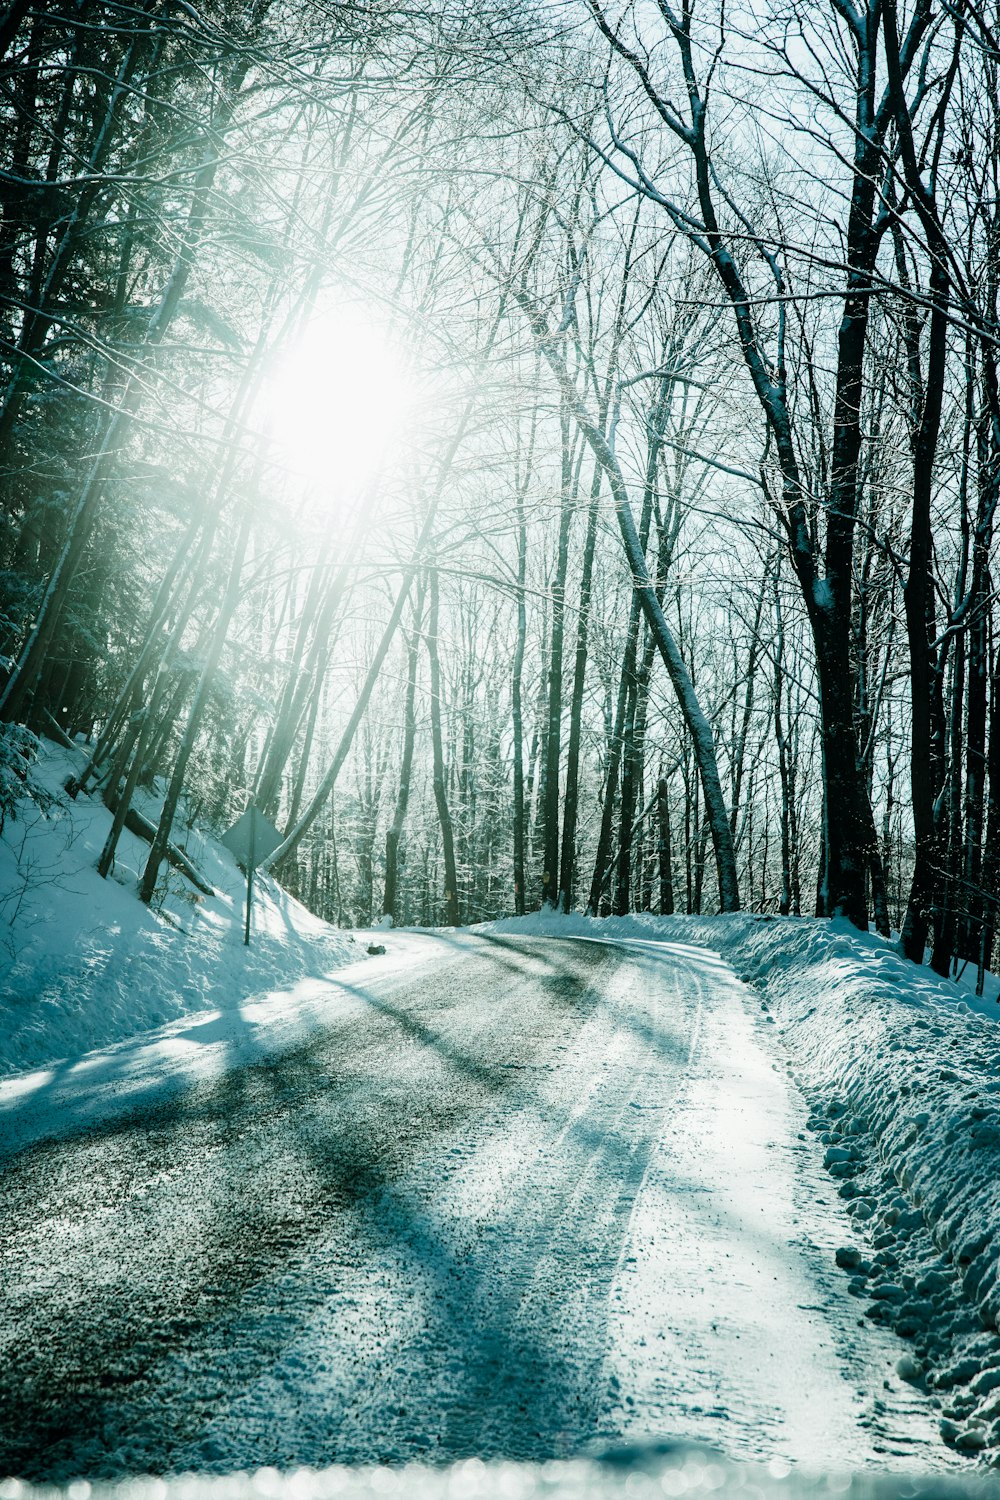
[264,303,414,507]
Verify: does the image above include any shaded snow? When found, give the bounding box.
[0,737,358,1081]
[0,930,952,1477]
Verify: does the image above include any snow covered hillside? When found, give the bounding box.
[0,736,357,1079]
[489,910,1000,1465]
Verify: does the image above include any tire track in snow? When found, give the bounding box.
[0,931,951,1478]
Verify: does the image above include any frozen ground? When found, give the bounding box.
[0,928,957,1481]
[0,738,357,1078]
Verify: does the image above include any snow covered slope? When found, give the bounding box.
[0,736,357,1079]
[488,910,1000,1465]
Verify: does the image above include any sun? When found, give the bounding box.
[263,303,414,505]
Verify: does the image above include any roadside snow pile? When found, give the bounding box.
[0,736,356,1078]
[488,909,1000,1463]
[698,914,1000,1461]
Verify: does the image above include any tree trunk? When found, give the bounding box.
[657,776,674,915]
[1,131,232,724]
[614,628,655,916]
[512,490,528,916]
[383,588,423,923]
[517,293,739,910]
[426,569,459,926]
[541,410,574,907]
[139,504,253,903]
[559,463,601,911]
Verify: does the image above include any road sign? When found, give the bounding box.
[220,804,283,945]
[220,805,282,870]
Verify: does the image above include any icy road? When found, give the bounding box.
[0,932,950,1479]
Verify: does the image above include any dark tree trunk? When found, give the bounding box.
[541,413,574,907]
[589,594,642,914]
[427,569,459,926]
[511,492,528,915]
[383,588,423,923]
[558,460,600,911]
[962,342,998,966]
[979,642,1000,989]
[898,259,951,965]
[657,776,674,915]
[614,628,655,915]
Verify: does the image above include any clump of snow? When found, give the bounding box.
[0,737,357,1080]
[486,908,1000,1465]
[0,722,46,833]
[701,914,1000,1463]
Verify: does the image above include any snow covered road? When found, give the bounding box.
[0,932,950,1479]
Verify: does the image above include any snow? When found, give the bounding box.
[599,942,884,1461]
[813,578,834,612]
[0,921,957,1479]
[0,735,358,1088]
[5,747,1000,1478]
[489,910,1000,1464]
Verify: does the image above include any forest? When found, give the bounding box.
[1,0,998,987]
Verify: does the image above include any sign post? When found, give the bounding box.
[244,808,255,946]
[220,804,283,947]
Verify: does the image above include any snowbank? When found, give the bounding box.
[487,910,1000,1462]
[0,737,357,1079]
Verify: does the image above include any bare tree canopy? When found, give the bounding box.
[1,0,998,984]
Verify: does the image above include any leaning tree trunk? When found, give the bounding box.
[516,291,740,911]
[254,549,333,819]
[262,555,421,877]
[0,128,232,726]
[139,505,253,903]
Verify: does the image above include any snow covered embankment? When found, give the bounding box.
[490,909,1000,1462]
[0,737,357,1080]
[644,914,1000,1461]
[707,915,1000,1458]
